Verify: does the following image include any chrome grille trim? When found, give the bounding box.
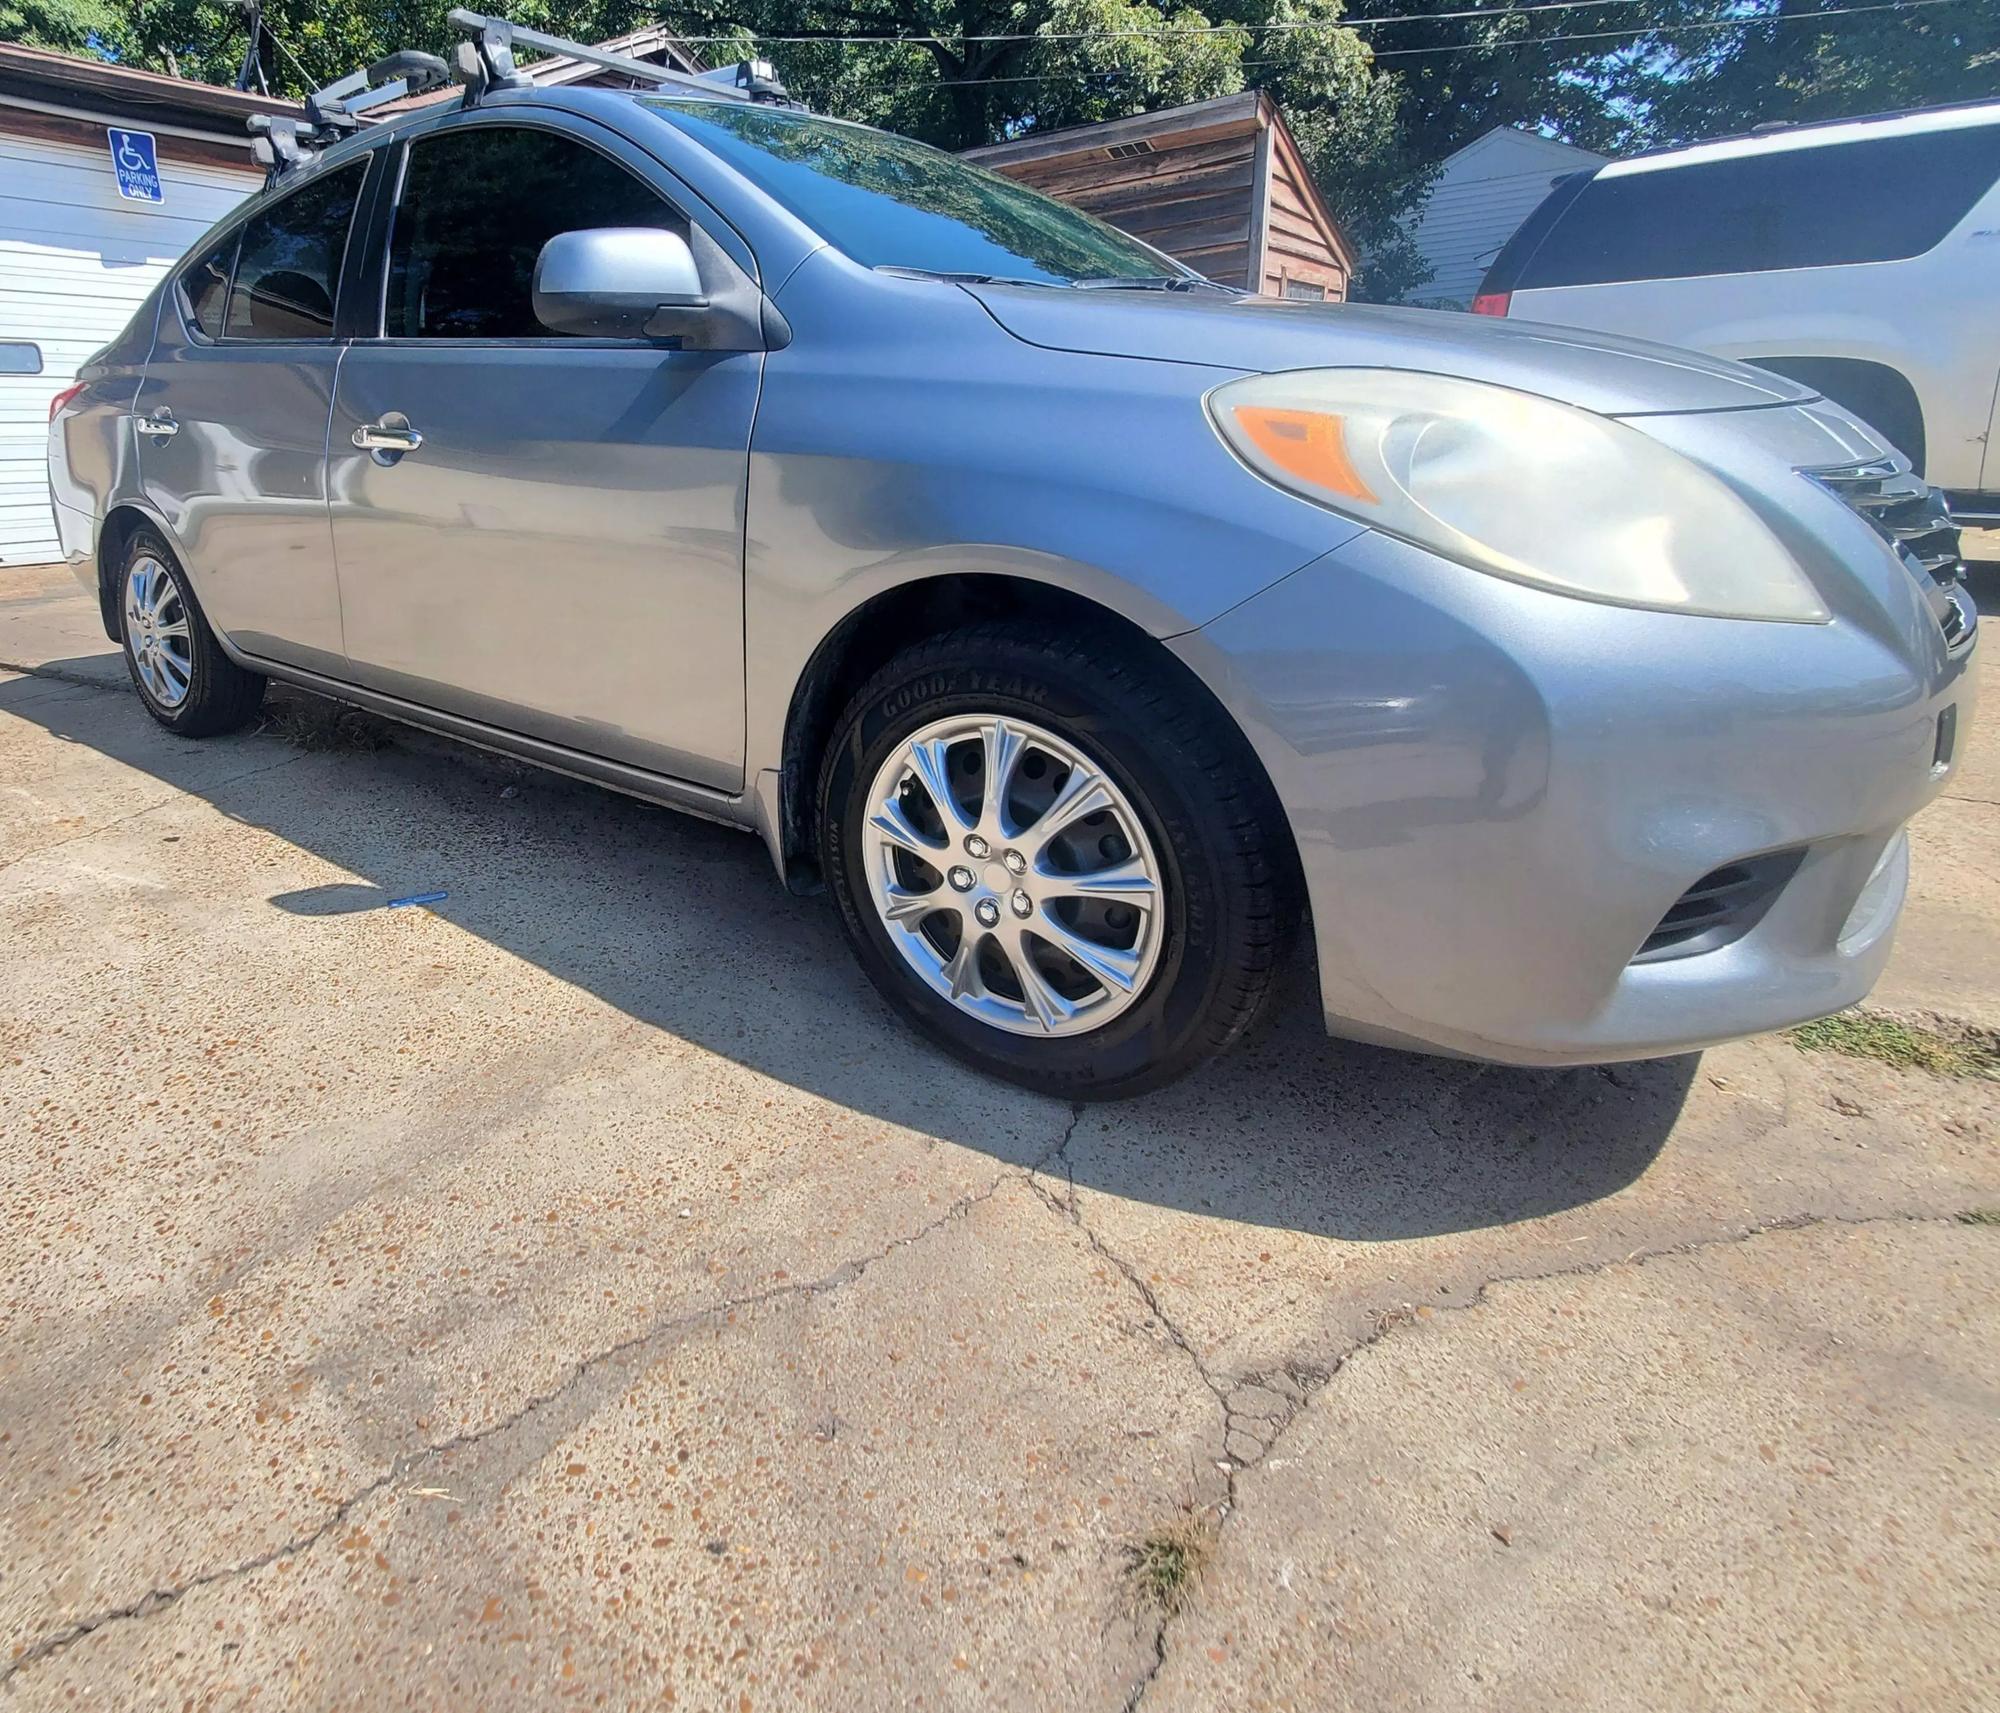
[1808,456,1975,651]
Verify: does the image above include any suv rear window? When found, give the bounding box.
[1514,123,2000,288]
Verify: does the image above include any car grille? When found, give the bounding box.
[1809,457,1975,651]
[1632,849,1804,965]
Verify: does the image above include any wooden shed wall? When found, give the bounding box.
[986,128,1263,290]
[1260,137,1349,301]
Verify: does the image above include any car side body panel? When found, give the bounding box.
[48,288,163,608]
[325,105,762,791]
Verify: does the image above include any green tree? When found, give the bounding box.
[672,0,1431,294]
[0,0,1427,293]
[0,0,124,57]
[1603,0,2000,146]
[13,2,1993,302]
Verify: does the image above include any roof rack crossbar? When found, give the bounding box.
[446,9,794,105]
[251,9,800,180]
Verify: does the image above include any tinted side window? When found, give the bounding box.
[1519,125,2000,288]
[386,127,685,339]
[225,160,367,340]
[182,235,236,340]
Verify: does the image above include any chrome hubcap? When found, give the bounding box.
[124,557,192,709]
[862,714,1165,1037]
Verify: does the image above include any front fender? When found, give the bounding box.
[742,250,1364,783]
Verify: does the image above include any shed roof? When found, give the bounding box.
[0,39,305,133]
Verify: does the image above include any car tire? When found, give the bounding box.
[818,620,1297,1099]
[115,529,264,737]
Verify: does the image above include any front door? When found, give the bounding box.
[328,116,755,792]
[136,155,371,676]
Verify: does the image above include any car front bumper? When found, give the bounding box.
[1173,523,1977,1066]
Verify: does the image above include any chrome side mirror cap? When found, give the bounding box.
[531,226,778,352]
[532,227,704,337]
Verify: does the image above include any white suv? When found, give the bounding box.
[1475,102,2000,523]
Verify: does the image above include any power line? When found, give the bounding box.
[865,0,1974,86]
[666,0,1958,48]
[1370,0,1972,55]
[259,19,328,89]
[671,0,1674,43]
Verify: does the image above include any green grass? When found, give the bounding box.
[259,695,392,754]
[1787,1012,2000,1079]
[1958,1208,2000,1227]
[1124,1516,1212,1617]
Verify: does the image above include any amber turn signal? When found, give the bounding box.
[1229,405,1378,503]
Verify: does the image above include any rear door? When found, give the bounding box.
[327,111,756,791]
[134,153,374,674]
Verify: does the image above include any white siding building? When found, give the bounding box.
[0,44,274,564]
[1405,127,1606,310]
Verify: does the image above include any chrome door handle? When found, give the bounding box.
[134,410,178,439]
[352,419,423,453]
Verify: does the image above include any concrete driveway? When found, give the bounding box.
[3,561,1997,1710]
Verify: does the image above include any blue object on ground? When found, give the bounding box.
[385,890,448,908]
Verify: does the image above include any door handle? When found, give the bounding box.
[352,418,423,454]
[134,410,178,439]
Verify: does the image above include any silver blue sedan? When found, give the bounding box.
[47,72,1977,1096]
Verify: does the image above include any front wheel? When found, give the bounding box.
[818,622,1297,1099]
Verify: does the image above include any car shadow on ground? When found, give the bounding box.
[1,660,1694,1242]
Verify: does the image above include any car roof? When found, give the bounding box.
[1600,98,2000,180]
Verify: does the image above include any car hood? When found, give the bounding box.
[966,286,1817,418]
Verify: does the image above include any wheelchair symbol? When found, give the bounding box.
[116,134,148,173]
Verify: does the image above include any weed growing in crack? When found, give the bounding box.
[1958,1207,2000,1227]
[1786,1011,2000,1079]
[1124,1512,1213,1618]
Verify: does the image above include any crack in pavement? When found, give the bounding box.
[0,659,126,693]
[1020,1172,1968,1713]
[0,752,309,879]
[3,1107,1082,1687]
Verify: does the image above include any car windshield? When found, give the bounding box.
[642,99,1188,286]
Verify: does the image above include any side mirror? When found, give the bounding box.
[532,227,705,339]
[531,226,781,351]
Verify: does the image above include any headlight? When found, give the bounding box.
[1207,368,1827,623]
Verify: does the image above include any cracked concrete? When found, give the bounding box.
[1144,1217,2000,1712]
[4,563,1999,1708]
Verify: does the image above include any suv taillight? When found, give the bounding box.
[47,381,86,422]
[1470,293,1511,318]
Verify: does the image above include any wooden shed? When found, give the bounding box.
[963,91,1355,300]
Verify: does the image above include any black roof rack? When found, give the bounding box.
[250,9,797,180]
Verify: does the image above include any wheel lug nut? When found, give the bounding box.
[974,898,1000,928]
[1010,889,1033,918]
[964,834,990,859]
[1002,849,1026,875]
[948,866,975,892]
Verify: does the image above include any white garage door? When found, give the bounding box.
[0,134,257,565]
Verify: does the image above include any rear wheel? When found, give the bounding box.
[818,622,1296,1098]
[116,530,264,737]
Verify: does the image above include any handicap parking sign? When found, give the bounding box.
[108,128,163,203]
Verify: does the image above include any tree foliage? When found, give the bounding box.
[2,0,1996,300]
